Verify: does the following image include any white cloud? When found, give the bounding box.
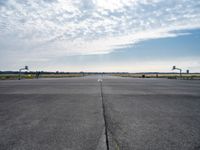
[0,0,200,61]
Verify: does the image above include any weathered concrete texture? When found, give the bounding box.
[102,77,200,150]
[0,77,106,150]
[0,76,200,150]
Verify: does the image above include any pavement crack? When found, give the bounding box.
[100,81,110,150]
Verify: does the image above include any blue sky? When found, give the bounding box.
[0,0,200,72]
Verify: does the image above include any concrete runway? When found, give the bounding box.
[0,76,200,150]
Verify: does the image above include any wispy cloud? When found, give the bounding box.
[0,0,200,59]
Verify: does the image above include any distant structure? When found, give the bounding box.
[186,70,189,74]
[80,71,84,77]
[18,66,29,80]
[36,71,41,79]
[172,66,182,77]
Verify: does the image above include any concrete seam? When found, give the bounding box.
[100,81,110,150]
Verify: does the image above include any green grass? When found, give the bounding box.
[39,74,84,78]
[0,73,84,80]
[1,73,200,80]
[112,73,200,79]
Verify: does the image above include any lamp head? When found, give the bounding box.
[25,66,28,70]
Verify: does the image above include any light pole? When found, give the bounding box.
[172,66,182,77]
[19,66,29,80]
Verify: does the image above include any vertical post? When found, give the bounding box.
[18,69,21,80]
[18,66,29,80]
[156,73,158,78]
[172,66,182,78]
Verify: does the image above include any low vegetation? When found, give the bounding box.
[0,73,84,80]
[112,73,200,80]
[1,72,200,80]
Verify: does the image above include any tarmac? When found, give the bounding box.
[0,75,200,150]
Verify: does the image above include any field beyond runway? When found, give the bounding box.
[0,76,200,150]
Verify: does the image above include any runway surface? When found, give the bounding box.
[0,75,200,150]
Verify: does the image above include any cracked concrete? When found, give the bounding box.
[0,76,200,150]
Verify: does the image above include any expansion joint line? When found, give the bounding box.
[100,81,110,150]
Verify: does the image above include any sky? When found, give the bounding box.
[0,0,200,72]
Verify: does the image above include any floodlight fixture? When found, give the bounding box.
[18,66,29,80]
[25,66,28,70]
[172,66,182,77]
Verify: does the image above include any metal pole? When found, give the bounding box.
[18,66,29,80]
[18,69,21,80]
[176,68,182,77]
[172,66,182,78]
